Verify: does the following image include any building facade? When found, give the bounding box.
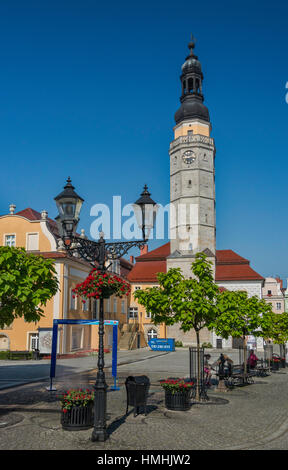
[0,206,132,353]
[262,277,285,314]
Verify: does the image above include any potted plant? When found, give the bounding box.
[160,378,194,411]
[59,388,94,430]
[271,354,281,371]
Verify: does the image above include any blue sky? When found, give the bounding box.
[0,0,288,280]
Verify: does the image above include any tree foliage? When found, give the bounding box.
[261,311,288,345]
[134,252,220,401]
[210,290,274,340]
[134,252,220,338]
[0,246,59,328]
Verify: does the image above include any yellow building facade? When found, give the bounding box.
[127,245,168,348]
[0,206,132,354]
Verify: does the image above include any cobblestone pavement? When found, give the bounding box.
[0,365,288,450]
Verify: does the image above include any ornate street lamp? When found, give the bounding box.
[55,178,157,442]
[133,184,158,241]
[54,177,84,240]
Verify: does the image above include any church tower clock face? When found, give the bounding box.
[182,150,196,164]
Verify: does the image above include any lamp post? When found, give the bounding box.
[54,178,157,442]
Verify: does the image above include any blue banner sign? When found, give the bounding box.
[148,338,175,351]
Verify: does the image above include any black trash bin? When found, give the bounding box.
[125,375,150,417]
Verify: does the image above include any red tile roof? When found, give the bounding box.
[15,208,59,237]
[216,250,249,265]
[215,263,264,281]
[128,242,170,282]
[16,208,43,220]
[135,242,170,261]
[127,260,167,282]
[127,243,264,283]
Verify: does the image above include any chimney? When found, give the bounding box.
[130,255,134,264]
[140,245,148,256]
[9,204,16,214]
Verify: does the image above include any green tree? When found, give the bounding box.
[261,311,288,350]
[211,290,273,374]
[0,246,59,328]
[134,252,220,401]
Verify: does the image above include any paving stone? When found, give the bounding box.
[0,357,288,450]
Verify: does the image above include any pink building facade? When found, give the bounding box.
[262,277,285,314]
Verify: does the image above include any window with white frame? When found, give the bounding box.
[29,333,39,351]
[145,311,152,319]
[276,302,282,310]
[121,300,126,314]
[147,328,158,341]
[129,307,138,319]
[134,286,141,291]
[106,298,111,312]
[70,289,77,310]
[109,260,120,275]
[27,233,39,251]
[5,234,15,247]
[71,327,83,350]
[82,298,90,312]
[113,297,117,314]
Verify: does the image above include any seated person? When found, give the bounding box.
[247,349,259,370]
[215,353,234,378]
[204,354,212,386]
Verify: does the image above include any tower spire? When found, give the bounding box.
[174,37,210,124]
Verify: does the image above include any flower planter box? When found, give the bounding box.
[61,403,94,431]
[272,361,280,371]
[164,390,191,411]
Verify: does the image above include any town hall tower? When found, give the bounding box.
[167,38,216,277]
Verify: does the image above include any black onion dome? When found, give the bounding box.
[174,37,210,125]
[182,56,202,74]
[181,41,202,75]
[175,97,210,124]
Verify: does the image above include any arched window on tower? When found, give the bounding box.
[183,80,187,94]
[188,77,194,94]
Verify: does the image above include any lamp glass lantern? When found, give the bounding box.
[54,177,84,238]
[133,185,157,241]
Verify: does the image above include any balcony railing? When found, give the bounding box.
[170,134,214,151]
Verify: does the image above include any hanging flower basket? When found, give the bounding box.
[160,378,194,411]
[58,388,94,430]
[72,268,131,302]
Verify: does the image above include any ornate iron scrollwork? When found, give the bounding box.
[65,236,146,268]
